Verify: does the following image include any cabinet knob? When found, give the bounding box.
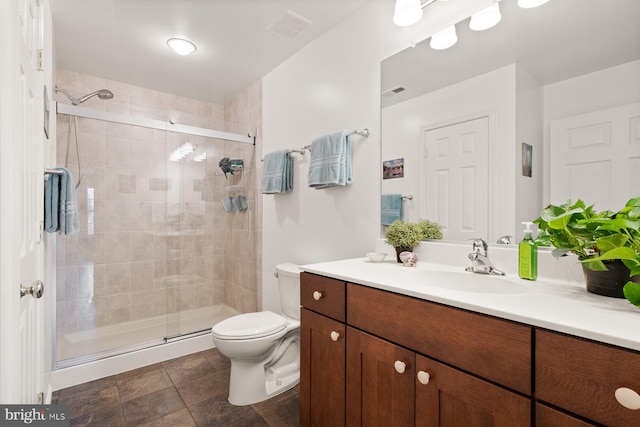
[313,290,323,301]
[417,370,431,385]
[615,387,640,410]
[330,331,340,342]
[394,360,406,374]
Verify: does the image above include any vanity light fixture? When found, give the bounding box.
[430,25,457,50]
[393,0,438,27]
[517,0,550,8]
[469,1,502,31]
[167,37,197,55]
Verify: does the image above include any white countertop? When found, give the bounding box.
[301,257,640,352]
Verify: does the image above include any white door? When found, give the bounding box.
[550,103,640,210]
[422,117,489,240]
[0,0,47,403]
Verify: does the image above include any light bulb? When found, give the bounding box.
[393,0,423,27]
[518,0,550,8]
[469,2,502,31]
[430,25,457,50]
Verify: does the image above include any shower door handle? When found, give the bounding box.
[20,280,44,299]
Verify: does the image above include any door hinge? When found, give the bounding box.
[39,221,44,241]
[37,392,44,404]
[37,49,44,71]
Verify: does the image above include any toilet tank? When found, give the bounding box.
[276,263,301,321]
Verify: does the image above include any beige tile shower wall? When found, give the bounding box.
[223,80,262,313]
[54,69,261,338]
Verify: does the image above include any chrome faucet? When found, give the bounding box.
[465,238,505,276]
[496,235,512,244]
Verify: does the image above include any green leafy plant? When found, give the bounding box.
[385,220,422,250]
[534,197,640,307]
[416,219,443,240]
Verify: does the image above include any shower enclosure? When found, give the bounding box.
[53,98,256,367]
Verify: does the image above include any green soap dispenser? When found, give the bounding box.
[519,222,537,281]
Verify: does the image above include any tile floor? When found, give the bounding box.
[51,348,300,426]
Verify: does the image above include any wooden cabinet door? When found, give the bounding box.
[415,354,531,427]
[300,308,346,427]
[346,327,415,427]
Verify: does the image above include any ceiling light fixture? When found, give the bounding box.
[517,0,550,8]
[469,1,502,31]
[393,0,438,27]
[167,38,197,55]
[430,25,457,50]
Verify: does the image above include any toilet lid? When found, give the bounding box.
[211,311,287,340]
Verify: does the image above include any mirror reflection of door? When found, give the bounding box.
[423,117,489,240]
[550,103,640,211]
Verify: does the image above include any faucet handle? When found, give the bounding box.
[496,235,512,244]
[469,238,488,255]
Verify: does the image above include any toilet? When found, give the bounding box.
[211,263,301,406]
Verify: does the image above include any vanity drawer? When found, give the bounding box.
[347,283,532,395]
[301,272,346,322]
[536,330,640,427]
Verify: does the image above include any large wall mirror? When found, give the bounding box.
[381,0,640,243]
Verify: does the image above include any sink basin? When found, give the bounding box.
[419,270,528,294]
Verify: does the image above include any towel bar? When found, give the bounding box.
[298,127,370,152]
[44,168,63,176]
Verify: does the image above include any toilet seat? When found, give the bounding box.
[211,311,287,340]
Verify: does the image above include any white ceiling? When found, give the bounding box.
[50,0,369,105]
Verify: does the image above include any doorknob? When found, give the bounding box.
[20,280,44,299]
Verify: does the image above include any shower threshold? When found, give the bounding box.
[56,304,239,368]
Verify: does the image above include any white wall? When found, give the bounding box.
[261,0,491,312]
[515,65,544,240]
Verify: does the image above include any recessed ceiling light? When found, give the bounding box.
[167,38,197,55]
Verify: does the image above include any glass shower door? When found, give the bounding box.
[164,131,240,340]
[54,114,173,366]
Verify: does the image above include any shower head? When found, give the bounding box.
[77,89,114,104]
[55,87,114,105]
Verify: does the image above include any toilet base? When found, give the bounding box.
[228,359,300,406]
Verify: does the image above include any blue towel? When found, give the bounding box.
[381,194,403,225]
[308,130,351,189]
[45,168,79,235]
[44,173,60,232]
[261,150,293,194]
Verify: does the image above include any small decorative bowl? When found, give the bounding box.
[366,252,388,263]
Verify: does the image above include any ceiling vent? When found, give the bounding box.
[382,86,407,97]
[267,10,312,38]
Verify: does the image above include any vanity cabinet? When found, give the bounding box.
[536,330,640,426]
[300,272,531,426]
[300,271,640,426]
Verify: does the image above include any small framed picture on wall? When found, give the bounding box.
[522,143,532,177]
[383,158,404,179]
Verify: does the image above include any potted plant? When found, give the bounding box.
[534,197,640,306]
[385,220,422,263]
[416,219,443,240]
